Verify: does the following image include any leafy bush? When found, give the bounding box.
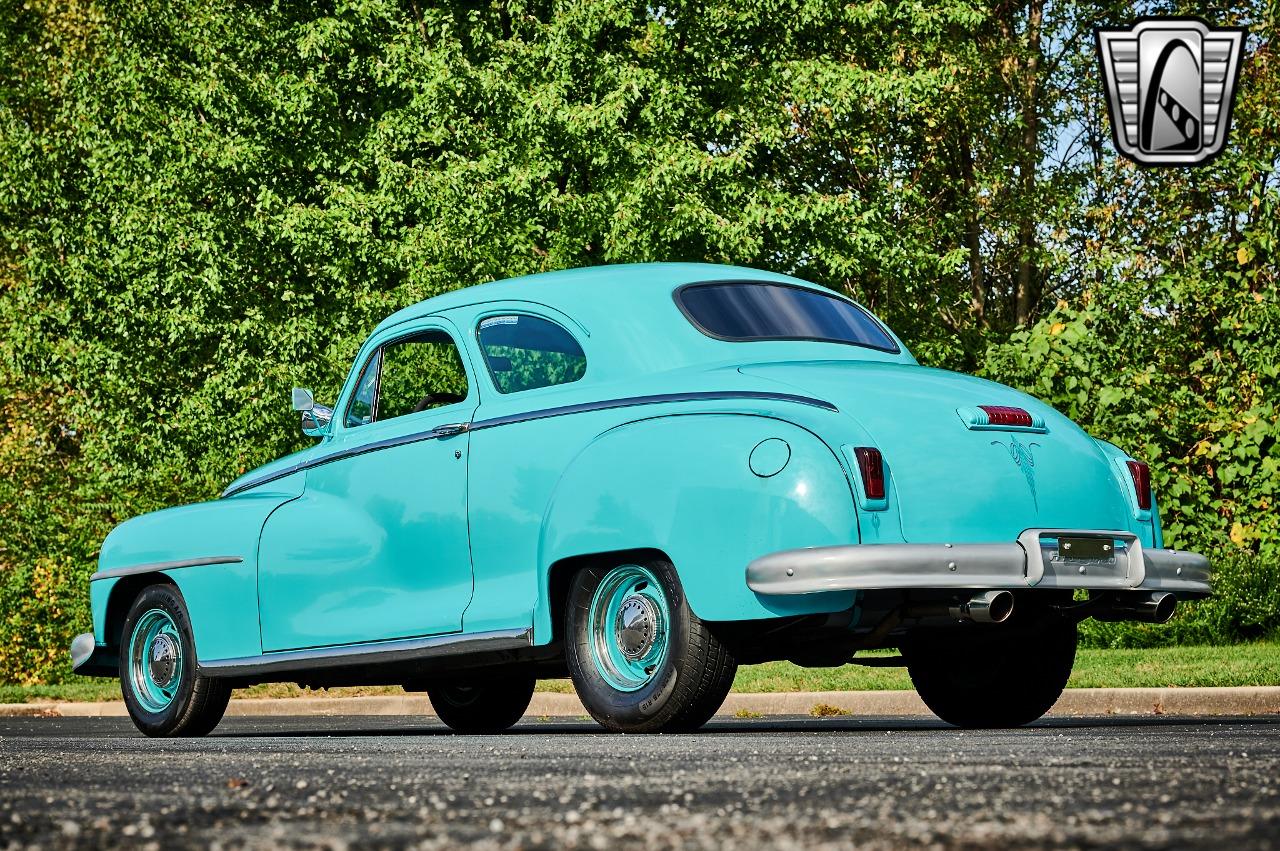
[1,0,1276,684]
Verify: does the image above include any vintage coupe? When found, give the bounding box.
[72,263,1210,736]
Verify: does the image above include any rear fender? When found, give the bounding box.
[1092,439,1160,547]
[535,413,858,643]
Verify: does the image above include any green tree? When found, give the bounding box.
[1,0,1276,681]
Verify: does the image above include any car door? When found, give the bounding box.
[256,318,478,651]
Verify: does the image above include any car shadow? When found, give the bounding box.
[210,713,1280,738]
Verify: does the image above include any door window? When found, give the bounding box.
[344,329,469,427]
[477,314,587,394]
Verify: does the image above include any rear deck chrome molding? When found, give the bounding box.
[198,628,534,678]
[220,390,838,498]
[91,555,245,582]
[746,529,1210,597]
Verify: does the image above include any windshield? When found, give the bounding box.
[676,282,899,353]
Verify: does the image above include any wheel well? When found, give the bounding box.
[545,547,671,643]
[103,573,176,650]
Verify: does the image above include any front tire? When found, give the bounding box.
[427,675,536,733]
[119,584,231,737]
[905,620,1077,728]
[566,558,737,733]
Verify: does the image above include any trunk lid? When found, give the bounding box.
[742,360,1131,543]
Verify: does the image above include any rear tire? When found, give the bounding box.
[906,620,1077,728]
[119,584,231,737]
[427,675,536,733]
[566,557,737,733]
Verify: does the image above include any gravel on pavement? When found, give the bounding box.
[1,714,1278,849]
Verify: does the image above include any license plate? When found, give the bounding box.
[1057,536,1114,561]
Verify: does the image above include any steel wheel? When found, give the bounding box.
[127,608,185,714]
[118,584,230,737]
[566,556,737,733]
[586,563,671,692]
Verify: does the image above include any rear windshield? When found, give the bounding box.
[676,282,899,352]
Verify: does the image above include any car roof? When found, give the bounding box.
[371,262,815,336]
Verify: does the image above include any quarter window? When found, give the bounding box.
[344,329,469,427]
[477,315,586,394]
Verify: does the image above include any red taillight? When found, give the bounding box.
[1127,460,1152,510]
[853,447,885,500]
[979,405,1034,428]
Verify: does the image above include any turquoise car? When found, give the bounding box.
[71,263,1210,736]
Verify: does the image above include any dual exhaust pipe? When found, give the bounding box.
[905,590,1016,624]
[1093,591,1178,624]
[904,589,1177,625]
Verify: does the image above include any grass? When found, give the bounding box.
[727,641,1280,692]
[4,641,1278,704]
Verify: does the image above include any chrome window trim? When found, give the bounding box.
[91,555,245,582]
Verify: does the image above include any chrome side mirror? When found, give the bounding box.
[292,387,333,437]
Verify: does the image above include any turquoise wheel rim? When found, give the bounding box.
[127,608,184,713]
[587,564,671,692]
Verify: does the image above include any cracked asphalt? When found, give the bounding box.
[1,714,1278,849]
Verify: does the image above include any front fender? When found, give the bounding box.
[90,482,302,663]
[536,413,858,640]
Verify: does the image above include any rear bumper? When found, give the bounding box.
[746,529,1210,597]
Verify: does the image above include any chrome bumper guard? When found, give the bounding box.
[69,632,118,677]
[746,529,1211,597]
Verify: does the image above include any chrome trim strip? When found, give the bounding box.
[198,628,534,678]
[747,533,1211,597]
[222,390,837,497]
[91,555,244,582]
[469,390,837,431]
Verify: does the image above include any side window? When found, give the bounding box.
[477,315,586,394]
[344,329,469,427]
[345,350,381,427]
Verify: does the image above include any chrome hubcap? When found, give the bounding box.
[616,595,659,660]
[148,633,178,688]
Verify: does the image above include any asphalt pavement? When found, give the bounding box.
[1,714,1278,849]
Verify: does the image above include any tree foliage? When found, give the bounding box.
[1,0,1276,681]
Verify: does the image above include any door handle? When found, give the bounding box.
[430,422,470,438]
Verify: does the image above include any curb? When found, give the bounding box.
[3,687,1278,719]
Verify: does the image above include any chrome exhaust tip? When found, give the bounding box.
[1096,591,1177,624]
[951,590,1015,624]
